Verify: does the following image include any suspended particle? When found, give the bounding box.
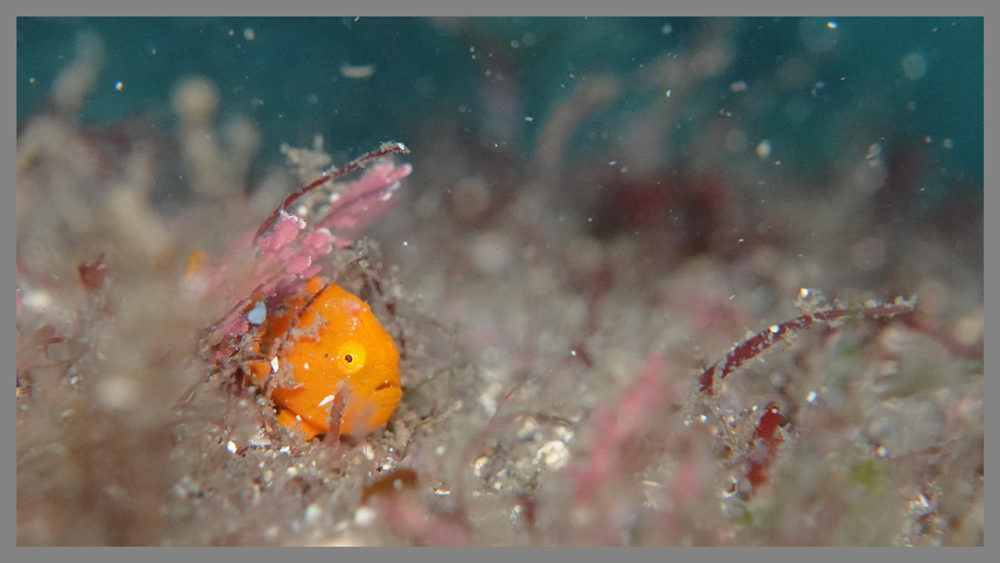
[756,140,772,158]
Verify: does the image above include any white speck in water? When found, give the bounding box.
[901,52,927,81]
[866,143,883,161]
[806,391,817,402]
[340,63,376,79]
[115,81,123,91]
[243,28,255,41]
[270,357,279,373]
[756,140,772,158]
[226,440,237,454]
[318,395,336,408]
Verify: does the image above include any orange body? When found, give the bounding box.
[250,277,401,439]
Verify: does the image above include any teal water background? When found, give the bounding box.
[17,17,983,201]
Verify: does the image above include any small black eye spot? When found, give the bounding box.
[345,354,353,363]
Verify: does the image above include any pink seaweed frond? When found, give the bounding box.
[204,143,411,354]
[253,142,411,242]
[570,352,672,504]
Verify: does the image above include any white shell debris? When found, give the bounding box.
[248,431,271,448]
[533,440,570,470]
[472,456,489,478]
